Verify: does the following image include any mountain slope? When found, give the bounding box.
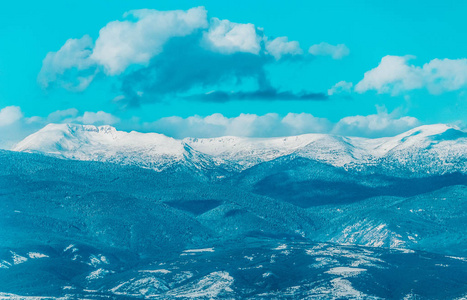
[0,150,466,298]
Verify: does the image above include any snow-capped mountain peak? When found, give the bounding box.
[14,123,190,171]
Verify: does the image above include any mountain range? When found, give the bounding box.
[1,123,466,299]
[13,123,467,176]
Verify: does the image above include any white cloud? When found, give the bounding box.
[203,18,261,54]
[0,106,23,127]
[354,55,421,94]
[144,110,418,139]
[424,58,467,93]
[38,35,96,91]
[48,109,120,125]
[328,81,353,96]
[0,106,38,149]
[332,107,420,138]
[91,7,208,75]
[355,55,467,95]
[40,6,309,98]
[47,109,119,125]
[308,42,349,59]
[78,111,120,125]
[0,104,434,149]
[0,102,429,149]
[281,113,332,135]
[265,37,303,60]
[47,108,79,123]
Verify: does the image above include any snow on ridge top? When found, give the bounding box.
[368,124,466,156]
[36,123,118,134]
[12,123,467,174]
[185,133,326,155]
[396,123,456,137]
[13,123,186,161]
[13,123,119,152]
[17,123,465,152]
[15,123,178,149]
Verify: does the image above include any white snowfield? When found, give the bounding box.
[13,123,467,174]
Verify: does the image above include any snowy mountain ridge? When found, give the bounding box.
[13,123,467,175]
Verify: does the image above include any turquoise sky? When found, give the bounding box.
[0,0,466,144]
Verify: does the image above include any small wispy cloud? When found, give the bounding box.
[184,89,327,103]
[308,42,349,59]
[327,81,353,96]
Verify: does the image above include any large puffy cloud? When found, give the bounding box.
[332,107,420,138]
[37,7,342,106]
[39,7,209,90]
[91,7,208,75]
[355,55,467,95]
[308,42,349,59]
